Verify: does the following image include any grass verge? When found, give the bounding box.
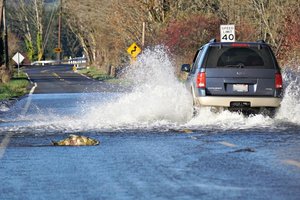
[78,67,115,81]
[0,71,29,100]
[78,66,132,85]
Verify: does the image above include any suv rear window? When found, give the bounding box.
[205,45,276,69]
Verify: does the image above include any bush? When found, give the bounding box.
[78,66,115,81]
[158,14,221,64]
[277,7,300,65]
[1,71,11,83]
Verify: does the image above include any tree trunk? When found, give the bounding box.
[34,0,43,61]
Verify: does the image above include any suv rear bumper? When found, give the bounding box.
[196,96,281,108]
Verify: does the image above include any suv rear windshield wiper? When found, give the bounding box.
[222,64,245,68]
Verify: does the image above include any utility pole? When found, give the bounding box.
[57,0,62,61]
[0,1,3,67]
[3,0,8,69]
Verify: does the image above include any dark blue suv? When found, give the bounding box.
[181,39,283,115]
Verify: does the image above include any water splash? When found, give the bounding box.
[186,108,274,130]
[82,47,300,130]
[0,47,299,133]
[83,47,193,129]
[275,66,300,124]
[185,66,300,130]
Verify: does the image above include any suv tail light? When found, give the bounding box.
[196,72,206,88]
[275,73,283,89]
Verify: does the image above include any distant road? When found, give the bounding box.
[24,64,121,94]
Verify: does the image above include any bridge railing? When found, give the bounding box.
[66,55,87,69]
[30,55,87,68]
[67,55,87,65]
[31,60,58,66]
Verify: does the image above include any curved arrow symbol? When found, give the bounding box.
[131,46,137,54]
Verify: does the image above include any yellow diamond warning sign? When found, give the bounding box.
[127,43,141,58]
[54,47,62,53]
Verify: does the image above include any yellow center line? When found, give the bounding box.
[218,141,237,147]
[52,72,60,78]
[52,73,66,82]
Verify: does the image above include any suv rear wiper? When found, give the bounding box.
[223,63,245,68]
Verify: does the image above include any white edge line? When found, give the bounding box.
[77,72,92,80]
[29,82,37,95]
[0,75,37,159]
[21,82,37,116]
[25,72,33,84]
[0,132,14,159]
[13,82,37,154]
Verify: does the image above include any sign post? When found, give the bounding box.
[220,25,235,42]
[12,52,25,76]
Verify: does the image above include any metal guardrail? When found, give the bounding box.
[31,60,58,66]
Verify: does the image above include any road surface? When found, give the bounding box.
[0,64,299,200]
[24,64,123,93]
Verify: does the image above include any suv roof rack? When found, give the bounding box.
[257,40,265,43]
[209,38,217,43]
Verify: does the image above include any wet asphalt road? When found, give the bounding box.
[0,64,299,200]
[24,65,123,93]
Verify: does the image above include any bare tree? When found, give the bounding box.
[64,0,148,71]
[7,0,45,61]
[34,0,43,61]
[62,0,300,70]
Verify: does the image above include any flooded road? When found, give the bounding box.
[0,49,299,199]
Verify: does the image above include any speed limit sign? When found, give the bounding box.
[220,25,235,42]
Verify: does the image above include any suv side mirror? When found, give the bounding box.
[181,64,191,73]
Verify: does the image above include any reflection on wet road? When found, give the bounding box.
[0,91,299,200]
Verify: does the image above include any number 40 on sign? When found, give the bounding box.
[220,24,235,42]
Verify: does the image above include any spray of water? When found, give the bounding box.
[0,47,299,132]
[275,66,300,124]
[83,46,193,129]
[82,47,300,131]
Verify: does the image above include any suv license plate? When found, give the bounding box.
[233,84,248,92]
